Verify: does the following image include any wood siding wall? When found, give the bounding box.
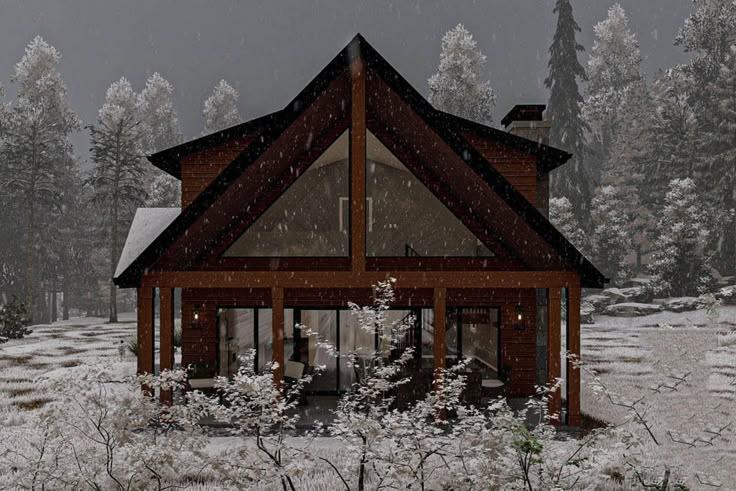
[181,287,537,396]
[463,133,539,207]
[180,135,256,207]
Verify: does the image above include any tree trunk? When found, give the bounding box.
[51,273,58,323]
[109,209,118,323]
[24,130,38,322]
[62,274,70,321]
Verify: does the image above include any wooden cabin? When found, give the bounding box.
[114,34,605,426]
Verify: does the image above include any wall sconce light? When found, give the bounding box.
[514,303,525,331]
[192,305,201,330]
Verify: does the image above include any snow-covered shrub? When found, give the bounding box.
[185,350,316,491]
[0,365,208,490]
[649,178,715,297]
[0,298,31,341]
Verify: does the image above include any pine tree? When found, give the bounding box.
[545,0,592,225]
[0,36,80,321]
[138,72,183,207]
[675,1,736,274]
[590,185,632,285]
[549,196,589,255]
[700,45,736,274]
[202,79,240,134]
[675,0,736,94]
[648,178,715,297]
[88,78,147,323]
[603,80,657,270]
[428,24,496,125]
[582,4,642,184]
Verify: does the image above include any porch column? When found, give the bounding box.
[547,288,562,424]
[159,288,175,405]
[433,287,446,376]
[272,287,285,390]
[137,288,154,394]
[566,286,582,426]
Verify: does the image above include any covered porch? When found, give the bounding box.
[136,272,582,426]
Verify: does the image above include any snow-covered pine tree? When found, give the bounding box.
[88,78,147,323]
[428,24,496,125]
[675,0,736,95]
[138,72,183,207]
[0,36,80,322]
[545,0,592,225]
[202,79,240,134]
[649,70,699,200]
[648,178,715,297]
[603,80,657,271]
[590,185,632,285]
[582,4,643,184]
[549,196,588,255]
[700,45,736,275]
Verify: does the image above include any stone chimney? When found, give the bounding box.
[501,105,551,217]
[501,105,550,146]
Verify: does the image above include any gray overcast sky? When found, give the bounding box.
[0,0,694,160]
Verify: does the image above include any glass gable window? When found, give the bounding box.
[223,130,349,257]
[365,130,493,257]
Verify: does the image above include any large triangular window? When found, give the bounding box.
[366,131,493,257]
[223,130,349,257]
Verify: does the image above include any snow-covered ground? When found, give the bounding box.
[581,306,736,487]
[2,307,736,488]
[0,314,137,423]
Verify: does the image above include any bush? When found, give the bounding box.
[0,299,31,342]
[126,336,138,356]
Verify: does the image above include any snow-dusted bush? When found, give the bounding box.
[0,365,208,490]
[649,178,715,296]
[0,298,31,342]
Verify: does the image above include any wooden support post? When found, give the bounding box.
[433,288,447,418]
[159,288,175,405]
[547,288,562,424]
[566,286,582,427]
[272,287,285,390]
[433,287,447,375]
[350,58,366,273]
[137,288,154,394]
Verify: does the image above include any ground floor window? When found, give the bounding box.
[216,306,500,394]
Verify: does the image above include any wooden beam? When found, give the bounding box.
[137,288,154,394]
[547,288,562,424]
[141,270,581,290]
[433,287,446,374]
[566,286,581,427]
[159,288,175,405]
[350,58,366,273]
[272,287,285,390]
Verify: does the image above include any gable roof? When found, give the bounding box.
[116,34,605,289]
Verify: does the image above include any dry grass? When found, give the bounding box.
[6,355,35,365]
[6,387,34,398]
[13,398,53,411]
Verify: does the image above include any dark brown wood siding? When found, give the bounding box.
[463,133,538,206]
[180,135,257,207]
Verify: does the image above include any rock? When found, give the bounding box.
[663,297,700,313]
[583,294,612,312]
[601,286,653,304]
[619,286,654,303]
[604,302,663,317]
[601,288,628,304]
[581,302,595,324]
[715,285,736,306]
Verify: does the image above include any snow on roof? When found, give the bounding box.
[114,208,181,279]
